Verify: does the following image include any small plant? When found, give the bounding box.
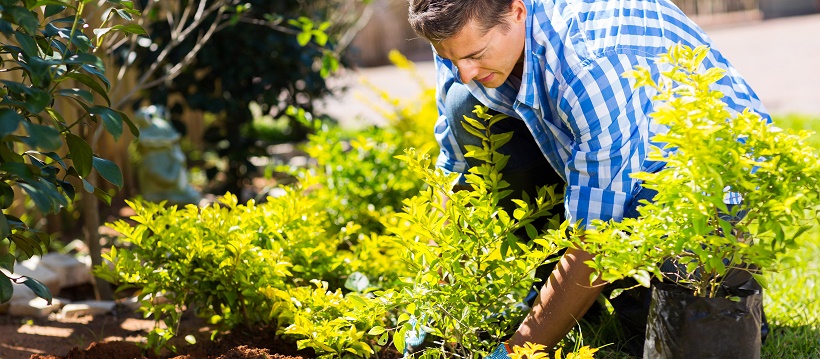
[562,44,820,298]
[97,193,298,350]
[383,106,564,358]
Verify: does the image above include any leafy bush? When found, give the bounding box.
[379,106,565,358]
[0,0,142,303]
[292,50,438,235]
[130,0,371,193]
[562,44,820,297]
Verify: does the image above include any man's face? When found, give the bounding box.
[432,2,527,88]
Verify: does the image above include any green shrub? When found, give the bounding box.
[292,50,439,236]
[380,106,565,358]
[97,192,302,350]
[562,44,820,297]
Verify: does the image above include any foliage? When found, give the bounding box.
[96,181,410,352]
[293,50,438,235]
[509,342,599,359]
[128,0,371,193]
[562,44,820,297]
[277,280,393,359]
[0,0,142,303]
[382,106,565,358]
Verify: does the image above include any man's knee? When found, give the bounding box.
[444,83,482,131]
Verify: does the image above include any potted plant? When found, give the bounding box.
[558,44,820,358]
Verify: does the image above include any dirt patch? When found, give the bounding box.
[0,304,316,359]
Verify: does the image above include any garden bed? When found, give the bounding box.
[0,306,313,359]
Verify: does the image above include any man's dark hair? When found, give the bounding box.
[408,0,514,43]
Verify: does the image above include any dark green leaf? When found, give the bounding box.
[61,72,110,105]
[0,182,14,209]
[10,233,35,257]
[14,32,38,57]
[45,108,67,128]
[0,213,10,240]
[26,57,56,88]
[56,88,94,104]
[22,122,62,150]
[26,87,51,113]
[65,133,92,177]
[43,4,68,18]
[524,223,538,240]
[41,151,67,169]
[0,253,14,272]
[70,31,91,53]
[49,37,68,53]
[89,106,123,140]
[0,275,12,303]
[0,21,12,36]
[43,22,65,37]
[36,231,50,250]
[122,114,139,137]
[8,6,39,35]
[0,108,24,137]
[93,186,112,205]
[64,54,104,71]
[80,64,109,90]
[92,156,122,188]
[21,276,53,304]
[57,179,75,200]
[19,182,58,213]
[0,162,37,182]
[1,80,33,96]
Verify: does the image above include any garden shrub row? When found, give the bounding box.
[96,47,820,359]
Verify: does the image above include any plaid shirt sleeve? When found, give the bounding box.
[558,53,658,227]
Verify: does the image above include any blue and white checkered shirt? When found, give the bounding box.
[433,0,769,227]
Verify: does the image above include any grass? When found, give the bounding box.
[762,114,820,358]
[561,114,820,358]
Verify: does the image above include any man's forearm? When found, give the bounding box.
[507,247,605,350]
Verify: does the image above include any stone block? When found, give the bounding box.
[8,297,63,317]
[60,300,116,318]
[40,253,92,289]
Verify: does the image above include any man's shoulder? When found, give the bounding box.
[529,0,707,62]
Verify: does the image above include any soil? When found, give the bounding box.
[0,279,316,359]
[0,302,315,359]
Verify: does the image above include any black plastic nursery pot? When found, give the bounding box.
[643,282,763,359]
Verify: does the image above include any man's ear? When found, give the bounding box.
[509,0,527,24]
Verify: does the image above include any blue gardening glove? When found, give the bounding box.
[403,314,429,356]
[486,343,512,359]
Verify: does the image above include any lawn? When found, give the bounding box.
[761,114,820,359]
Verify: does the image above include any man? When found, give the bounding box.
[407,0,769,356]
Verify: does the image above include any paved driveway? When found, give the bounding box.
[319,13,820,128]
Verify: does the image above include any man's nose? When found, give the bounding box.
[456,61,478,83]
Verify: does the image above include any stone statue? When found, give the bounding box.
[133,105,200,205]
